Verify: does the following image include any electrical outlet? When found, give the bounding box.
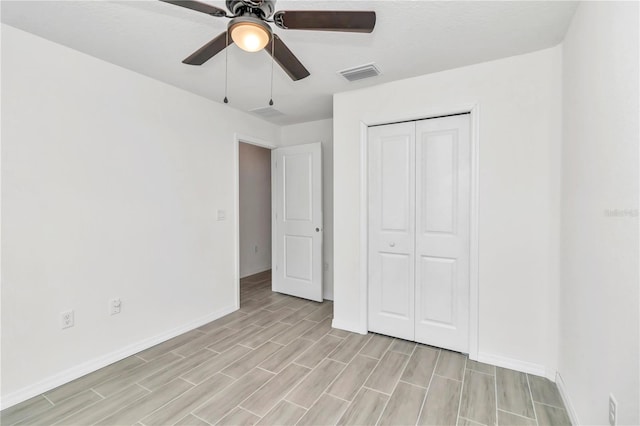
[609,394,617,426]
[324,262,329,271]
[61,310,74,329]
[254,244,259,253]
[110,298,122,315]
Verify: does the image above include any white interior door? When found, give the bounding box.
[367,114,470,352]
[415,115,470,353]
[367,122,416,341]
[272,143,323,302]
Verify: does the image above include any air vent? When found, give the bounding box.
[339,63,381,82]
[249,106,286,119]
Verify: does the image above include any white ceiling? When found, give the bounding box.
[1,0,578,125]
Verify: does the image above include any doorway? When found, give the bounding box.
[235,137,325,309]
[238,142,273,281]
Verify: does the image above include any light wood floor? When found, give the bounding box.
[1,270,571,425]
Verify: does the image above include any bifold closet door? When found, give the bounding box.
[415,115,470,353]
[367,114,471,353]
[367,122,416,341]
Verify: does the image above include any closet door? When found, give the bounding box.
[367,122,416,341]
[415,115,470,353]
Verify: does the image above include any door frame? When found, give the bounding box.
[359,103,481,360]
[233,133,277,310]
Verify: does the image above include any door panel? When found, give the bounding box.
[379,252,412,318]
[419,256,456,325]
[284,154,312,221]
[284,235,313,281]
[273,143,323,302]
[415,115,470,352]
[381,138,412,231]
[367,122,415,341]
[421,131,457,234]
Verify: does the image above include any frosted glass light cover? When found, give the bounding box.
[231,22,270,52]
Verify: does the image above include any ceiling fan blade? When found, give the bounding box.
[183,31,232,65]
[273,10,376,33]
[160,0,228,17]
[266,34,310,81]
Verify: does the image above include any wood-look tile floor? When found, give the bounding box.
[1,270,572,426]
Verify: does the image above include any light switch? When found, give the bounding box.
[217,210,226,221]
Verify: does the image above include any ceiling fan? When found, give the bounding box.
[161,0,376,81]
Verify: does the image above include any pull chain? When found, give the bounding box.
[224,31,229,104]
[269,36,274,106]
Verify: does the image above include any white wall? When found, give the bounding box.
[333,47,562,376]
[0,25,279,407]
[559,2,639,425]
[280,119,334,300]
[238,143,272,278]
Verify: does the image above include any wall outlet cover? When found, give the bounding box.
[61,310,74,329]
[110,298,122,315]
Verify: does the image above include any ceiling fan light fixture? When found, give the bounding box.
[229,17,272,52]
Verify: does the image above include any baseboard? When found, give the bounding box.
[477,352,549,378]
[555,372,580,425]
[0,304,237,410]
[332,318,367,335]
[240,266,271,279]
